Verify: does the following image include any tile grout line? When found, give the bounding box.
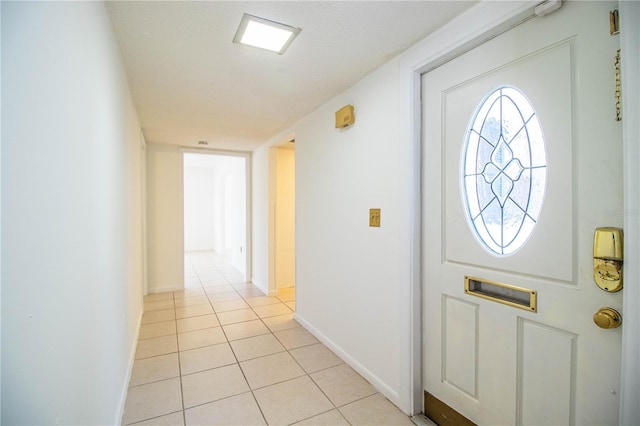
[228,272,348,425]
[139,252,312,425]
[200,253,299,425]
[293,408,353,426]
[180,256,223,420]
[128,338,341,391]
[213,276,270,425]
[281,338,349,425]
[236,278,375,425]
[187,254,272,425]
[177,263,189,426]
[211,254,371,423]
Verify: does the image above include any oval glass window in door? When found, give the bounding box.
[461,86,547,256]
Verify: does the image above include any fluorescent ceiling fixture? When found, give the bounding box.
[233,14,301,54]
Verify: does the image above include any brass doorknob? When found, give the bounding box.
[593,307,622,329]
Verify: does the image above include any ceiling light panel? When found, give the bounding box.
[233,14,301,55]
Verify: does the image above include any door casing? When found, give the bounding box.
[179,148,252,284]
[267,138,296,296]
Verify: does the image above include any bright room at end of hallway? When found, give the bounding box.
[183,151,248,283]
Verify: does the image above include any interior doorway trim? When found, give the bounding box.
[140,133,148,296]
[398,0,554,415]
[180,148,252,284]
[267,138,296,296]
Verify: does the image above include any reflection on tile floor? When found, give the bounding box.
[122,251,413,425]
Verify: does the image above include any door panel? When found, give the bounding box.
[443,42,574,283]
[422,2,622,425]
[518,319,577,426]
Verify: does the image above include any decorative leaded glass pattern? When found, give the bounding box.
[462,86,547,255]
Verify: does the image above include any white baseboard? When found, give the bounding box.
[293,313,402,411]
[115,310,143,425]
[251,279,269,296]
[148,284,183,294]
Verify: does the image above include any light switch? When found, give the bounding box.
[369,208,381,227]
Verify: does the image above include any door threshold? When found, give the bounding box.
[424,391,476,426]
[411,413,437,426]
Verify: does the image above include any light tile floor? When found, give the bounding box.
[123,251,414,425]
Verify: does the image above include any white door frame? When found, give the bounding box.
[140,133,148,296]
[398,1,639,422]
[180,148,252,282]
[267,138,296,296]
[618,2,640,424]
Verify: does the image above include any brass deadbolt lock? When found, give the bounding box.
[593,227,623,292]
[593,307,622,329]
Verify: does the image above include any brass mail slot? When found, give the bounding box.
[464,276,537,312]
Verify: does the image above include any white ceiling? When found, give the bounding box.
[105,1,476,151]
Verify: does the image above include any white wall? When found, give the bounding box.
[219,157,247,275]
[148,148,248,292]
[1,2,144,424]
[252,146,271,294]
[211,155,246,274]
[294,61,406,404]
[252,63,407,406]
[147,144,184,293]
[184,165,216,252]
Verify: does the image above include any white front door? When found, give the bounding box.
[422,2,623,425]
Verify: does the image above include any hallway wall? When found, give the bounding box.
[1,2,145,424]
[147,148,248,292]
[294,61,407,406]
[212,156,247,275]
[184,165,216,252]
[252,146,272,294]
[147,144,184,293]
[253,60,409,408]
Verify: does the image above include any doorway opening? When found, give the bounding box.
[183,151,249,287]
[268,139,295,304]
